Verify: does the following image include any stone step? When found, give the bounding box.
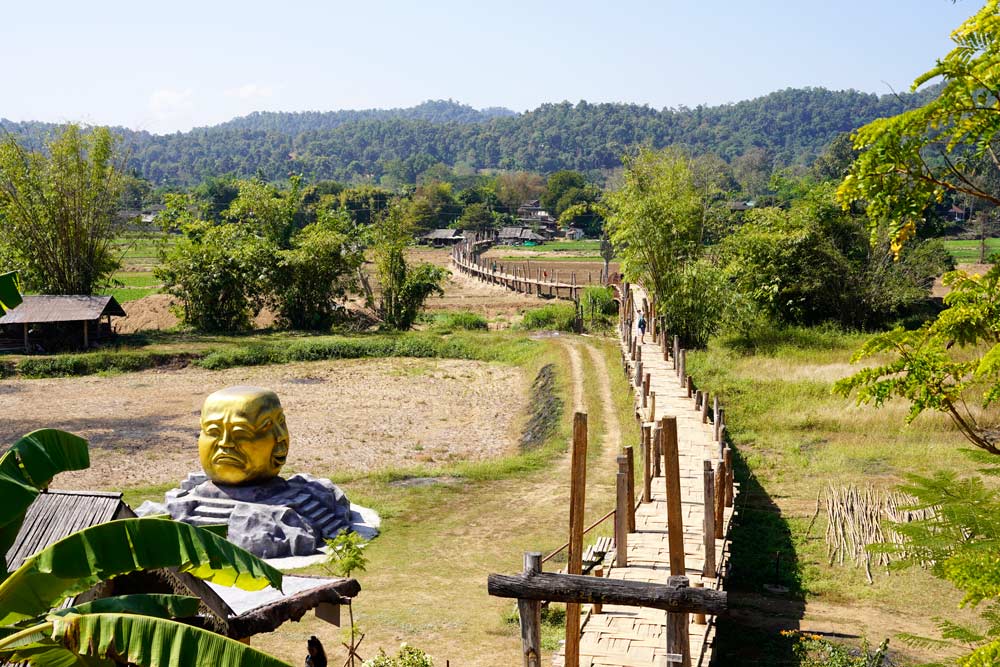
[193,506,232,519]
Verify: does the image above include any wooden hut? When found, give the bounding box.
[5,489,359,640]
[0,295,126,353]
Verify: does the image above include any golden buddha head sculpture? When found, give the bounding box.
[198,386,290,486]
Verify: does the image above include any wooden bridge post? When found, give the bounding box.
[625,445,636,532]
[715,459,726,540]
[685,375,693,398]
[703,461,716,579]
[662,416,685,576]
[724,447,734,508]
[666,575,691,666]
[615,454,629,568]
[693,581,706,626]
[652,422,662,478]
[649,391,656,424]
[678,350,686,388]
[635,360,643,388]
[673,335,680,369]
[592,565,604,613]
[701,391,710,424]
[642,373,650,407]
[517,552,543,667]
[694,390,703,413]
[712,396,720,433]
[641,424,652,502]
[566,413,588,667]
[715,407,725,443]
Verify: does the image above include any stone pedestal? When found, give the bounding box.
[137,472,379,559]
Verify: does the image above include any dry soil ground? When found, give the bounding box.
[0,358,526,491]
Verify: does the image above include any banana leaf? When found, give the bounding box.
[52,594,201,619]
[0,517,282,626]
[32,613,292,667]
[0,430,90,580]
[0,641,113,667]
[0,271,21,312]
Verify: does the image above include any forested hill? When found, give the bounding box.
[1,87,941,186]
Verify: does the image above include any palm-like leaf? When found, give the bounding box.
[0,271,21,312]
[54,594,201,620]
[0,517,282,626]
[0,430,90,579]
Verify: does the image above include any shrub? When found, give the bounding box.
[17,351,192,378]
[426,311,488,333]
[520,304,578,331]
[363,645,434,667]
[580,286,617,331]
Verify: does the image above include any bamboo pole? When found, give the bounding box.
[615,454,629,568]
[662,416,685,576]
[703,460,716,578]
[517,553,542,667]
[565,413,588,667]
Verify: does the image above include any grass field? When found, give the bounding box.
[689,326,986,664]
[942,237,1000,263]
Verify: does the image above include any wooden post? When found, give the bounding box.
[625,446,636,532]
[703,461,716,579]
[649,391,656,424]
[615,454,629,568]
[23,323,29,354]
[636,343,642,363]
[701,391,710,424]
[83,320,89,349]
[652,423,662,478]
[693,581,706,625]
[695,390,703,412]
[518,552,542,667]
[712,395,719,432]
[724,447,734,508]
[715,459,726,540]
[635,359,643,387]
[678,350,686,388]
[641,424,652,503]
[715,407,725,443]
[566,413,588,667]
[643,373,651,399]
[592,566,603,614]
[662,416,685,576]
[673,335,680,368]
[685,375,693,398]
[666,575,691,666]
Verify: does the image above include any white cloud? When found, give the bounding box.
[146,88,196,132]
[225,83,274,100]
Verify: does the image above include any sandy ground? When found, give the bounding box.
[0,358,526,491]
[931,262,991,297]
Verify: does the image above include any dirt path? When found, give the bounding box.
[563,339,586,413]
[585,343,622,456]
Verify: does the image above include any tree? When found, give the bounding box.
[270,210,362,330]
[404,181,458,233]
[454,202,496,232]
[0,125,125,295]
[0,429,290,667]
[541,170,587,215]
[732,146,773,199]
[494,172,546,213]
[371,206,446,330]
[838,0,1000,253]
[338,186,393,226]
[604,147,721,346]
[226,176,308,247]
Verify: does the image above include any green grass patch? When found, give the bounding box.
[424,311,489,333]
[942,238,1000,263]
[17,351,195,378]
[520,304,577,331]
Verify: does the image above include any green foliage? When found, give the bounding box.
[156,223,275,332]
[323,531,368,578]
[838,0,1000,253]
[0,271,21,312]
[371,207,446,330]
[789,632,891,667]
[425,311,488,332]
[519,304,578,332]
[0,125,125,295]
[453,202,496,232]
[270,210,362,330]
[16,351,192,379]
[835,264,1000,453]
[362,644,434,667]
[660,260,731,349]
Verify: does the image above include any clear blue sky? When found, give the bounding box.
[0,0,968,134]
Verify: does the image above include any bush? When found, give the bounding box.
[580,286,617,331]
[363,644,434,667]
[17,351,192,378]
[426,311,488,333]
[520,304,578,331]
[661,260,730,348]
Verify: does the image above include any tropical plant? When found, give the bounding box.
[0,125,126,295]
[0,271,21,312]
[370,207,446,330]
[837,0,1000,253]
[0,429,291,666]
[363,644,434,667]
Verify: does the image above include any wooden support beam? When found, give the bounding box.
[666,576,692,666]
[615,455,629,568]
[715,459,726,540]
[661,416,685,576]
[652,423,662,479]
[648,391,656,424]
[678,350,686,388]
[635,360,643,388]
[565,412,588,667]
[685,375,693,398]
[701,391,710,424]
[715,407,725,443]
[724,447,734,508]
[703,461,716,579]
[641,424,652,503]
[693,581,706,625]
[625,445,636,533]
[487,571,727,614]
[517,553,542,667]
[592,566,603,614]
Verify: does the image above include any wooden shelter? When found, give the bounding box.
[5,489,359,640]
[0,295,126,353]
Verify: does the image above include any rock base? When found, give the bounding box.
[136,472,379,559]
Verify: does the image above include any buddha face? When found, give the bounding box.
[198,386,289,486]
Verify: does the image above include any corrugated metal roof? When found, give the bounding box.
[5,489,131,571]
[423,229,462,240]
[0,295,126,325]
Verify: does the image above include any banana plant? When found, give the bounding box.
[0,271,21,312]
[0,429,293,666]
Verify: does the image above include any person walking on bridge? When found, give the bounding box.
[637,310,647,344]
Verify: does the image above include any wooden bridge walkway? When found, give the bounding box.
[554,284,736,667]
